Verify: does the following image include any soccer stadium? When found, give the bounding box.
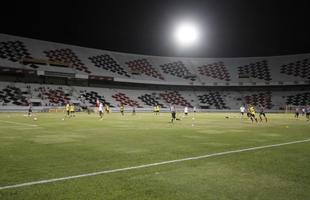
[0,1,310,200]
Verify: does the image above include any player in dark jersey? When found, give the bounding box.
[294,106,300,118]
[170,105,176,123]
[120,104,124,116]
[132,106,136,115]
[258,104,267,122]
[28,103,32,117]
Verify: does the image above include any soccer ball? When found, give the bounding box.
[33,117,37,121]
[62,118,65,121]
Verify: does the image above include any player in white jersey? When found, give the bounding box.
[184,106,188,116]
[240,105,246,117]
[98,102,104,119]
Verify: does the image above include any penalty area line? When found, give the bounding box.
[0,120,38,127]
[1,138,310,190]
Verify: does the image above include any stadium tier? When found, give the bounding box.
[0,81,309,111]
[1,33,309,85]
[0,33,309,111]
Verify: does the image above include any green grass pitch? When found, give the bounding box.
[0,111,310,200]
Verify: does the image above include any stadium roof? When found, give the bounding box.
[1,0,310,58]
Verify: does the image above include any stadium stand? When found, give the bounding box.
[112,92,142,107]
[138,93,166,107]
[89,54,131,77]
[0,34,309,112]
[198,61,231,81]
[79,90,112,107]
[37,86,71,106]
[0,85,29,106]
[0,40,31,62]
[242,91,273,109]
[160,61,196,81]
[237,60,272,81]
[125,58,164,80]
[44,48,91,74]
[285,92,310,106]
[280,58,310,79]
[160,91,193,108]
[197,92,228,109]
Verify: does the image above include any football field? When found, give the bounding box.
[0,112,309,200]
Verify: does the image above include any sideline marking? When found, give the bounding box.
[0,138,309,190]
[0,120,38,127]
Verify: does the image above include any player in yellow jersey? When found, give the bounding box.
[65,103,70,117]
[249,105,258,123]
[156,105,160,115]
[120,104,124,116]
[70,103,75,117]
[105,104,110,114]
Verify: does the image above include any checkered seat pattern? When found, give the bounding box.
[44,48,90,73]
[0,40,31,62]
[112,92,142,107]
[286,92,310,106]
[280,58,310,79]
[138,94,165,107]
[126,58,164,80]
[160,61,196,81]
[238,60,271,81]
[39,87,70,105]
[243,92,273,109]
[0,86,28,106]
[89,54,130,77]
[80,90,112,107]
[160,91,192,107]
[197,92,227,109]
[198,61,230,81]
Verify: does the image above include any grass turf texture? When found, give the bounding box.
[0,112,309,200]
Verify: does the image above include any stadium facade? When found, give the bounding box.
[0,33,309,112]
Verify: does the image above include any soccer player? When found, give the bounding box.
[193,106,196,113]
[246,105,251,119]
[120,104,124,116]
[105,104,110,114]
[249,105,258,123]
[28,103,32,117]
[98,102,104,119]
[295,106,300,118]
[132,106,136,115]
[184,106,188,116]
[70,103,75,117]
[65,103,70,117]
[306,105,310,121]
[170,105,176,123]
[258,104,267,122]
[156,105,160,115]
[240,105,245,117]
[302,107,306,116]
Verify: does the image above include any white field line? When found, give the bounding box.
[0,120,38,127]
[0,138,309,191]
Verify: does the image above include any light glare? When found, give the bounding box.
[174,22,200,47]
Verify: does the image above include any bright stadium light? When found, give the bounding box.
[173,21,200,47]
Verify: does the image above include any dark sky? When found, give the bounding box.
[1,0,310,57]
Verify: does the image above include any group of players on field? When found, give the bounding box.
[98,102,111,119]
[65,103,76,117]
[55,100,310,123]
[240,104,268,123]
[294,106,310,120]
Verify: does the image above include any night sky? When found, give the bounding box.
[1,0,310,57]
